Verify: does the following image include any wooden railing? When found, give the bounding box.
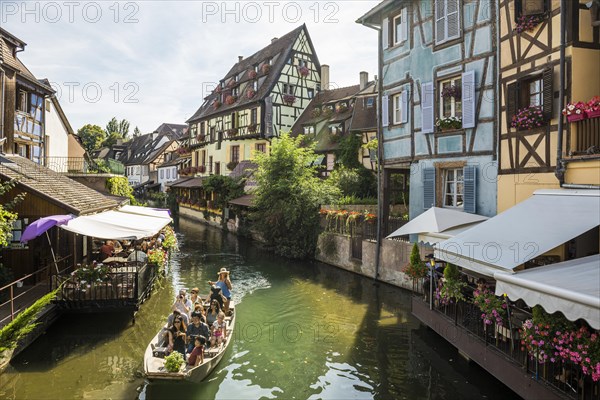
[572,117,600,155]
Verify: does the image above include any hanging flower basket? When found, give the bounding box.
[335,103,348,114]
[196,134,205,142]
[511,105,544,130]
[322,107,333,117]
[248,70,257,79]
[261,64,271,74]
[213,100,222,109]
[246,89,256,99]
[227,79,236,88]
[283,94,296,105]
[225,95,237,105]
[297,65,310,77]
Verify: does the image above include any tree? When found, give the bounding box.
[104,117,130,144]
[0,180,25,247]
[202,175,245,210]
[77,124,106,153]
[133,126,141,138]
[252,133,340,259]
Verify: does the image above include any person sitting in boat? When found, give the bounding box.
[208,284,225,310]
[186,312,210,353]
[99,240,114,261]
[167,308,189,326]
[172,289,193,317]
[167,317,187,356]
[127,244,148,263]
[208,268,232,313]
[206,299,221,326]
[193,303,206,319]
[190,287,203,307]
[210,311,227,348]
[188,336,205,367]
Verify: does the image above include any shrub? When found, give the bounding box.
[328,166,376,199]
[164,351,185,372]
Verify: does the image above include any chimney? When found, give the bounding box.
[238,56,244,62]
[321,64,330,91]
[271,37,278,44]
[360,71,369,91]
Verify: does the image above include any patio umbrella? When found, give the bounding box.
[20,215,74,274]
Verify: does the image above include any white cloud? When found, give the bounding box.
[3,1,378,133]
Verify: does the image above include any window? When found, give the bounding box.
[525,76,543,107]
[251,108,258,124]
[17,90,28,112]
[232,87,239,97]
[167,169,171,179]
[366,97,375,108]
[283,84,295,95]
[253,80,258,91]
[231,145,240,163]
[256,143,266,153]
[506,68,553,129]
[209,156,213,174]
[160,169,164,179]
[439,76,462,119]
[307,88,315,99]
[435,0,461,45]
[297,59,306,67]
[393,8,408,44]
[393,93,402,124]
[515,0,547,19]
[200,122,205,135]
[210,127,215,142]
[202,150,206,167]
[329,124,342,135]
[443,168,464,208]
[303,126,315,135]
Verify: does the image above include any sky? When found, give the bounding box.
[2,1,379,134]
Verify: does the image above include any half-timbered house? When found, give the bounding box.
[186,24,321,177]
[358,0,498,238]
[498,0,600,212]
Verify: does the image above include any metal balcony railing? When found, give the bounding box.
[44,157,125,175]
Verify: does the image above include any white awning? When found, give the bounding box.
[435,189,600,277]
[387,207,488,238]
[417,223,482,244]
[60,208,172,240]
[494,255,600,330]
[118,205,172,220]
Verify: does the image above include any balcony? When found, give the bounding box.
[45,157,125,175]
[570,116,600,156]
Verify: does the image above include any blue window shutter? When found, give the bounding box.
[463,165,477,214]
[400,89,408,124]
[462,70,476,129]
[382,17,389,50]
[382,95,389,128]
[421,82,434,133]
[401,8,409,42]
[423,168,435,210]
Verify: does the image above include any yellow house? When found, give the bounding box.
[185,24,321,177]
[498,0,600,212]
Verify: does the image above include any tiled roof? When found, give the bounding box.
[350,95,377,131]
[229,160,257,179]
[155,123,188,139]
[229,194,254,208]
[187,25,309,123]
[0,29,53,93]
[0,154,118,215]
[158,154,182,168]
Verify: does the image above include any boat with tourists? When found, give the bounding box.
[143,302,235,382]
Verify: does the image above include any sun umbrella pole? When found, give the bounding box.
[46,231,60,275]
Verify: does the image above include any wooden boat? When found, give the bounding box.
[143,303,235,382]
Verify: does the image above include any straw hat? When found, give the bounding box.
[217,267,230,276]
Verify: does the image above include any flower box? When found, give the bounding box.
[282,94,296,105]
[225,95,237,105]
[587,109,600,119]
[261,64,271,74]
[567,113,587,122]
[248,70,257,79]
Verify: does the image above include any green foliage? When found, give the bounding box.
[72,263,110,284]
[102,132,122,148]
[362,138,378,152]
[0,180,25,247]
[335,196,377,206]
[77,124,106,153]
[133,126,141,138]
[327,166,376,199]
[409,242,421,267]
[105,176,144,206]
[320,232,337,257]
[443,263,460,281]
[336,134,362,168]
[164,351,185,372]
[252,132,340,259]
[90,159,111,173]
[202,175,245,210]
[0,288,58,352]
[437,264,467,304]
[105,117,130,139]
[403,243,428,280]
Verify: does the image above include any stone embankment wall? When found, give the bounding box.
[315,232,431,291]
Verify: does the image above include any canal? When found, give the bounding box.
[0,218,519,399]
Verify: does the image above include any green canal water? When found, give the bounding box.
[0,218,519,399]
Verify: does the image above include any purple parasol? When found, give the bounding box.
[20,214,74,243]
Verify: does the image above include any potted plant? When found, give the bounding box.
[563,101,587,122]
[261,63,271,74]
[248,123,258,133]
[335,103,349,113]
[473,286,507,327]
[164,351,185,373]
[215,85,222,94]
[227,79,236,88]
[435,263,467,306]
[311,107,321,118]
[226,161,238,171]
[323,106,334,118]
[197,164,206,173]
[514,14,543,34]
[440,85,461,99]
[402,243,428,291]
[283,94,296,105]
[246,89,256,99]
[248,69,257,79]
[225,95,237,105]
[196,134,205,142]
[297,65,310,77]
[436,116,462,131]
[511,105,544,130]
[213,100,222,109]
[228,127,238,137]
